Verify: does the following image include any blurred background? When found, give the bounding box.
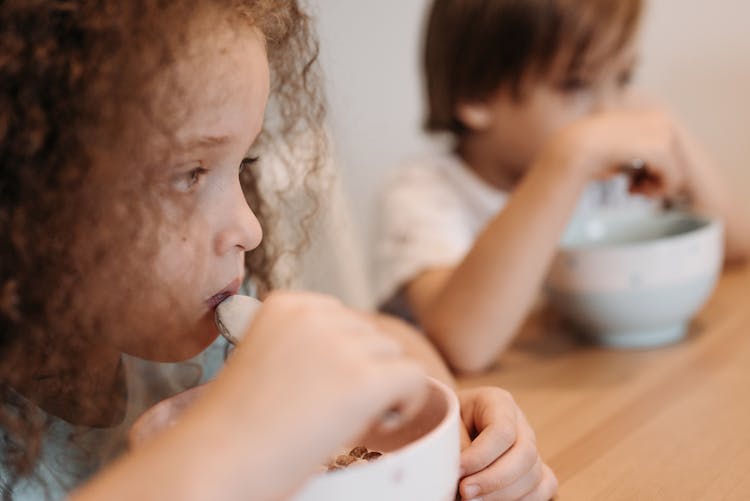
[294,0,750,307]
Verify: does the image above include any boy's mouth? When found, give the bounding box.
[206,278,242,310]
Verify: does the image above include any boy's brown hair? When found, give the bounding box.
[423,0,643,136]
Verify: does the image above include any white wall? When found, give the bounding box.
[308,0,750,306]
[638,1,750,191]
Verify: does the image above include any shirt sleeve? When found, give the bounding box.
[375,164,475,306]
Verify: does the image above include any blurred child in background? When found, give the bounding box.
[377,0,750,373]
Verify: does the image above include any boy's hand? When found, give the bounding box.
[549,109,689,199]
[457,387,557,501]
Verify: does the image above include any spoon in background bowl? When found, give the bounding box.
[619,158,691,210]
[620,157,652,189]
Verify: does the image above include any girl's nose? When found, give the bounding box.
[214,184,263,256]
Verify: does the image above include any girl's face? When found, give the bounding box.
[459,40,639,183]
[107,25,269,361]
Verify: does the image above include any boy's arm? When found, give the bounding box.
[405,150,590,374]
[676,124,750,263]
[405,110,687,374]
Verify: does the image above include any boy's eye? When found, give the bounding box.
[239,156,259,174]
[172,166,208,192]
[559,76,591,93]
[618,69,635,87]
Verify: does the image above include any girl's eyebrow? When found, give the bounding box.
[181,134,232,150]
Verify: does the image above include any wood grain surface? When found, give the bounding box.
[458,265,750,500]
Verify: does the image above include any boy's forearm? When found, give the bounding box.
[415,152,590,373]
[690,169,750,263]
[680,130,750,263]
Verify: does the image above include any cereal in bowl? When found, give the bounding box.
[326,446,383,472]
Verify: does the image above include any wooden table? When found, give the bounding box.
[458,265,750,500]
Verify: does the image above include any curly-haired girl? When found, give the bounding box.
[1,1,556,500]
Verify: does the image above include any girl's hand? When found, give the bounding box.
[457,387,557,501]
[207,291,429,493]
[77,292,430,501]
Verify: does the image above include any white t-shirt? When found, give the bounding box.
[376,151,654,313]
[4,337,228,500]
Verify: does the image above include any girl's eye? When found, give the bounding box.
[172,166,208,192]
[239,156,259,174]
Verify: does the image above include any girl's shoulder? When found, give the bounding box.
[1,409,107,501]
[2,340,229,500]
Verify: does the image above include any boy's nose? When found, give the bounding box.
[591,78,623,113]
[214,184,263,256]
[592,82,625,113]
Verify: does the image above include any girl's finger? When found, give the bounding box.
[354,327,404,358]
[517,464,558,501]
[460,422,472,451]
[459,407,517,476]
[365,359,429,431]
[330,313,404,357]
[459,420,537,497]
[472,457,544,501]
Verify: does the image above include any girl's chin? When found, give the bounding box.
[120,316,219,362]
[170,316,220,361]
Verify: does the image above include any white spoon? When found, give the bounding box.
[215,294,262,345]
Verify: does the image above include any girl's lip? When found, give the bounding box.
[206,278,242,310]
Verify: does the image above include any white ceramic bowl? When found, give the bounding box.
[129,377,461,501]
[546,209,723,348]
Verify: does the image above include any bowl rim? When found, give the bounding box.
[559,210,722,253]
[323,376,460,479]
[130,377,461,460]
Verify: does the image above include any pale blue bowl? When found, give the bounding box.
[546,210,723,348]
